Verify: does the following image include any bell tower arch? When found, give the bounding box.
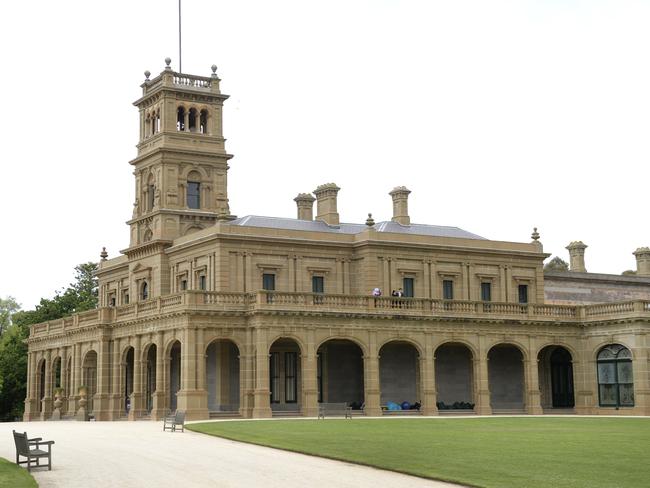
[127,58,235,249]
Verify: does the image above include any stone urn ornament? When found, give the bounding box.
[76,386,89,421]
[50,388,64,421]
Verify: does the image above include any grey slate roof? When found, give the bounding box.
[230,215,486,240]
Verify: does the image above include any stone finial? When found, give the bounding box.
[211,64,218,75]
[164,57,172,69]
[144,70,151,81]
[100,247,108,262]
[366,213,375,227]
[294,193,316,221]
[566,241,588,272]
[313,183,341,226]
[633,247,650,276]
[389,186,411,226]
[531,227,540,241]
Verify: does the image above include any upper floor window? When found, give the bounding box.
[263,273,276,291]
[598,344,634,407]
[199,275,206,291]
[442,280,454,300]
[187,181,200,209]
[122,290,130,305]
[312,276,324,294]
[177,106,186,131]
[141,281,149,300]
[518,284,528,304]
[200,109,208,134]
[180,279,187,291]
[189,108,198,132]
[403,277,414,298]
[480,282,492,302]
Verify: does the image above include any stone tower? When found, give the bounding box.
[127,58,235,249]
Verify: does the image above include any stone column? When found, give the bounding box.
[474,336,492,415]
[129,335,143,420]
[524,357,543,415]
[183,111,189,131]
[363,332,382,416]
[69,343,82,414]
[302,329,319,417]
[151,332,166,420]
[632,341,650,415]
[94,336,112,420]
[176,327,208,420]
[40,350,53,421]
[239,330,255,418]
[109,339,122,420]
[23,352,38,421]
[420,347,438,416]
[60,348,69,415]
[252,328,272,418]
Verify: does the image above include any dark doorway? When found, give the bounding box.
[550,347,574,408]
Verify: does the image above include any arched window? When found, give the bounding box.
[141,281,149,301]
[150,111,156,135]
[199,109,208,134]
[597,344,634,407]
[155,110,161,133]
[188,108,198,132]
[187,170,201,209]
[177,106,185,131]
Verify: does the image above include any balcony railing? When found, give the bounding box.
[27,291,650,339]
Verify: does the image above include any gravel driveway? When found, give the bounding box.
[1,420,462,488]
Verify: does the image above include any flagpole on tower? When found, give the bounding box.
[178,0,182,73]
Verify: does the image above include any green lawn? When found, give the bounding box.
[0,457,37,488]
[188,417,650,488]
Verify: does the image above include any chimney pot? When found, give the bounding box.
[566,241,588,272]
[634,247,650,276]
[294,193,316,221]
[313,183,340,226]
[389,186,411,226]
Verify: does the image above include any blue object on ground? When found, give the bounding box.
[386,401,401,410]
[401,401,410,410]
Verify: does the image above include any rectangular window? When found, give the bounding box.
[442,280,454,300]
[403,277,414,298]
[187,181,201,209]
[269,352,280,403]
[312,276,324,304]
[199,275,206,291]
[123,292,129,305]
[180,279,187,291]
[481,282,492,302]
[518,284,528,304]
[263,273,276,303]
[285,352,297,403]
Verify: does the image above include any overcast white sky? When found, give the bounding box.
[1,0,649,310]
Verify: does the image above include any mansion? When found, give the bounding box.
[24,60,650,421]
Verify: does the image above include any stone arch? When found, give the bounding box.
[316,338,365,409]
[183,226,203,236]
[435,341,475,411]
[591,340,635,361]
[487,343,525,412]
[378,337,424,358]
[433,338,479,360]
[538,345,575,409]
[485,340,529,361]
[315,335,368,358]
[378,340,421,411]
[202,335,244,356]
[122,346,135,414]
[205,338,241,413]
[268,333,306,356]
[535,341,579,362]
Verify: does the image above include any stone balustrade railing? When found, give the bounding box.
[27,291,650,339]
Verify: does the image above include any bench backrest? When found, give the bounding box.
[319,402,348,410]
[174,411,185,424]
[13,431,30,456]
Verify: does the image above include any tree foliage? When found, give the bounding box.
[0,296,20,336]
[544,256,570,272]
[0,262,98,421]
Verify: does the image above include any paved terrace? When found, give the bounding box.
[1,420,461,488]
[28,291,650,338]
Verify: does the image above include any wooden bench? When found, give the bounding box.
[163,410,186,432]
[13,431,54,472]
[318,402,352,419]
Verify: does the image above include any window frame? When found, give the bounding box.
[597,344,634,408]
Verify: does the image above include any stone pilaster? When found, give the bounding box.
[252,328,272,418]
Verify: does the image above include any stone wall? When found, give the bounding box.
[545,271,650,305]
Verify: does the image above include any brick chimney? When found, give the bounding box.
[313,183,340,226]
[634,247,650,276]
[389,186,411,226]
[294,193,315,221]
[566,241,587,272]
